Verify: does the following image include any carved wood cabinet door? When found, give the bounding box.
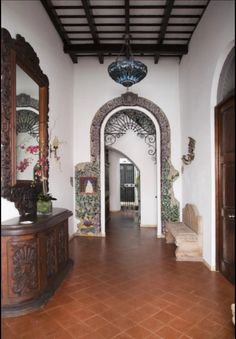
[38,221,69,288]
[2,235,40,305]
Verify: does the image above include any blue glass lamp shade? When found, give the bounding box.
[108,59,148,88]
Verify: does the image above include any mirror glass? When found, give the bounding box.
[16,65,39,181]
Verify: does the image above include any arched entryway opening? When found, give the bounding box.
[74,92,179,237]
[107,148,141,223]
[90,92,180,236]
[102,108,159,234]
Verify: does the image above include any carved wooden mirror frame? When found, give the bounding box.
[1,28,49,216]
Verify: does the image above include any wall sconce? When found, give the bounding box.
[50,136,59,159]
[182,137,196,165]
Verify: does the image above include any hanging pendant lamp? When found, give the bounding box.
[107,34,148,88]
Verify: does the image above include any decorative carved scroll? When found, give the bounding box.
[10,241,38,296]
[58,224,67,267]
[46,230,57,278]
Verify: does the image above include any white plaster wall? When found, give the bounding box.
[73,58,182,230]
[179,0,235,268]
[1,1,74,235]
[109,150,121,212]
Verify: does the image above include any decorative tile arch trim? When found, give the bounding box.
[89,92,179,232]
[91,92,170,163]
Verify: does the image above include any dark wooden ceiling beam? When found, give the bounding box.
[64,43,188,54]
[61,23,197,27]
[53,5,206,10]
[41,0,209,64]
[66,30,192,35]
[155,0,175,64]
[125,0,130,36]
[124,0,130,58]
[69,38,189,41]
[158,0,175,44]
[70,37,189,40]
[76,54,183,57]
[40,0,77,63]
[58,14,201,19]
[81,0,103,64]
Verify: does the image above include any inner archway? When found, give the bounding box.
[104,109,158,232]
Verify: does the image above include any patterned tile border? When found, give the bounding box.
[75,162,101,235]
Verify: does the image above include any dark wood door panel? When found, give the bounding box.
[222,219,235,261]
[216,95,235,284]
[120,164,135,203]
[222,164,235,207]
[221,104,235,154]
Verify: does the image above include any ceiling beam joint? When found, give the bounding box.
[64,43,188,54]
[155,0,175,64]
[81,0,103,64]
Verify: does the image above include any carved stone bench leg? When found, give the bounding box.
[175,241,202,261]
[165,230,175,244]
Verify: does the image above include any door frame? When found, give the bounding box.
[215,93,235,271]
[100,105,161,236]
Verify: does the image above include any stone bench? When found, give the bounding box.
[165,204,203,261]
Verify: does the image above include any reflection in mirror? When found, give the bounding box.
[16,65,39,181]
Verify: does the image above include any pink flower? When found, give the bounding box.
[16,158,30,172]
[35,170,42,177]
[26,145,39,154]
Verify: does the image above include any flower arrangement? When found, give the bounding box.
[34,152,56,214]
[31,153,48,195]
[37,192,56,201]
[33,154,48,194]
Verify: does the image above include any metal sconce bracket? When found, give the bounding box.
[50,136,59,159]
[182,137,196,168]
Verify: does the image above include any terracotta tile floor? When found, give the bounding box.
[2,212,235,338]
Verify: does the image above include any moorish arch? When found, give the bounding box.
[75,92,179,236]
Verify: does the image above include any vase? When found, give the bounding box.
[37,200,52,215]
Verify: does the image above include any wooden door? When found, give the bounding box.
[120,164,135,206]
[215,95,235,284]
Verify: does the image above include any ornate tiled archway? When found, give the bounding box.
[75,92,179,236]
[91,92,171,163]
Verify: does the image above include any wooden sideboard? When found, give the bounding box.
[1,208,73,317]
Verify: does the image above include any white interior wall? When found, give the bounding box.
[109,149,121,212]
[1,1,74,236]
[73,58,182,232]
[179,0,235,268]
